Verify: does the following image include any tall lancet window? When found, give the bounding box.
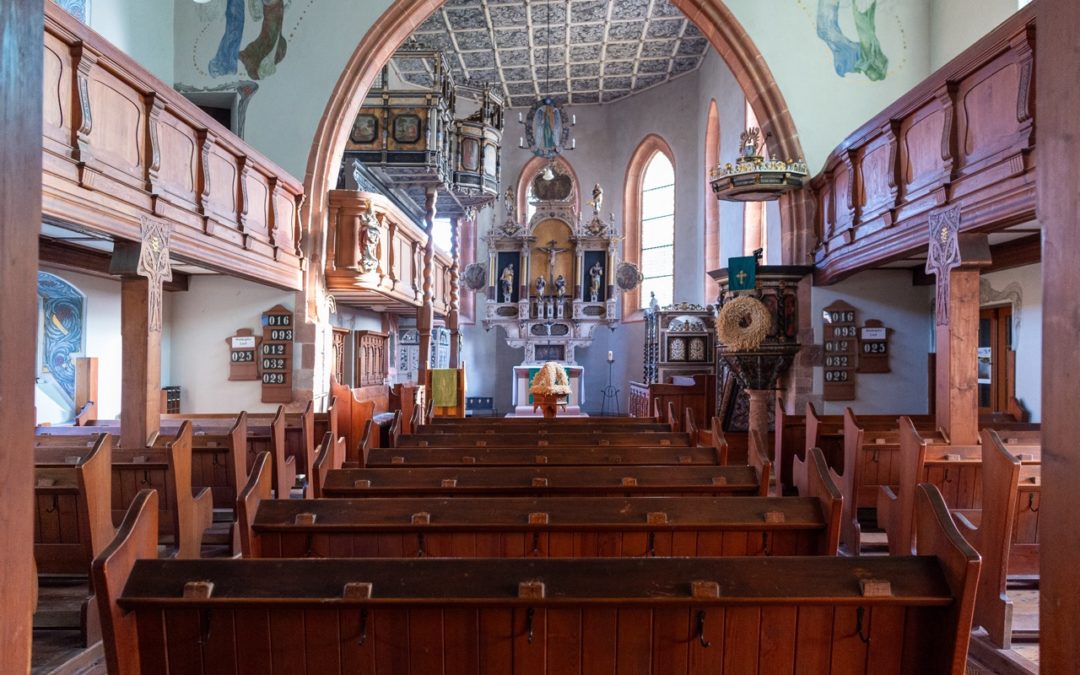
[639,152,676,307]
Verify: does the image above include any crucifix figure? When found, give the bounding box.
[535,239,569,286]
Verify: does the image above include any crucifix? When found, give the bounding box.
[535,238,569,287]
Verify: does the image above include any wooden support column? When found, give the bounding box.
[0,0,42,666]
[111,218,173,449]
[417,188,436,384]
[1038,0,1080,669]
[925,207,990,445]
[448,215,461,368]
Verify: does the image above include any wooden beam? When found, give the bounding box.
[40,237,190,291]
[986,234,1041,274]
[417,188,436,384]
[0,0,42,667]
[1038,0,1080,670]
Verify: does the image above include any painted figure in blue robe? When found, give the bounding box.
[816,0,888,81]
[209,0,245,77]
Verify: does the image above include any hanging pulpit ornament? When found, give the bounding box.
[710,127,808,202]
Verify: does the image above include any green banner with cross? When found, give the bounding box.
[728,255,757,291]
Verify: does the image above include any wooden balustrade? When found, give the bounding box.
[326,190,454,314]
[810,5,1036,283]
[42,3,304,290]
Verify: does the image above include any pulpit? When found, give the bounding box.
[511,364,585,416]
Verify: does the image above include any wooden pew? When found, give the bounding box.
[33,434,113,647]
[843,409,948,509]
[110,421,212,558]
[365,444,725,468]
[425,416,666,428]
[953,430,1040,649]
[311,432,346,499]
[240,446,841,560]
[321,465,764,498]
[93,482,979,675]
[34,434,115,575]
[398,430,694,448]
[877,416,925,556]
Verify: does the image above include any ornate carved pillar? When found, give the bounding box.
[925,207,990,445]
[417,188,436,383]
[111,217,172,449]
[448,215,462,368]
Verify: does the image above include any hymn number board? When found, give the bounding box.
[822,300,857,401]
[227,328,261,381]
[261,305,293,403]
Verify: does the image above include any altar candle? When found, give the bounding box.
[607,351,614,363]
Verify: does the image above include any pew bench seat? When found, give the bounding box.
[365,445,723,467]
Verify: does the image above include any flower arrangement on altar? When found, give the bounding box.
[529,361,572,397]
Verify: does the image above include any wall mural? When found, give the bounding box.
[801,0,897,81]
[52,0,88,23]
[193,0,316,81]
[37,272,86,407]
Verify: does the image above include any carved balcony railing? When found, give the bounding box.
[42,4,304,290]
[326,190,453,315]
[810,5,1035,284]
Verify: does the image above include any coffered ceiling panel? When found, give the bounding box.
[402,0,709,107]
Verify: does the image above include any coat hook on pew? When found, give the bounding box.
[1026,493,1039,513]
[44,495,59,514]
[197,609,213,645]
[416,532,426,557]
[855,607,871,644]
[356,608,368,646]
[695,610,711,648]
[525,607,535,644]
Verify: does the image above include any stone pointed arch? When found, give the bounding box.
[299,0,809,315]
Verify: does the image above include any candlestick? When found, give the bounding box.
[607,350,614,363]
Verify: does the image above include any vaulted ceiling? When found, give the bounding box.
[402,0,711,108]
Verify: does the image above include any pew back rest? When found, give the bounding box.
[166,421,213,559]
[878,415,924,556]
[311,432,345,498]
[806,446,843,555]
[92,488,159,675]
[914,483,982,674]
[237,451,272,557]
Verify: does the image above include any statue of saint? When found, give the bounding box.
[588,183,604,216]
[589,261,604,302]
[535,275,546,298]
[503,187,516,222]
[500,264,515,303]
[554,274,566,299]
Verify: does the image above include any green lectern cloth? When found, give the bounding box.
[431,369,459,407]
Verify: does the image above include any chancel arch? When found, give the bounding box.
[300,0,809,325]
[516,155,580,225]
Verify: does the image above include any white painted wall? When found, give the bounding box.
[929,0,1021,71]
[86,0,175,84]
[811,269,934,416]
[170,0,936,178]
[35,267,176,423]
[167,275,294,413]
[982,263,1041,422]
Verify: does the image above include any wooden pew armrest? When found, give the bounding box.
[951,510,978,536]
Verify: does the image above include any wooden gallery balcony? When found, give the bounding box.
[810,5,1035,284]
[42,3,304,290]
[326,190,453,315]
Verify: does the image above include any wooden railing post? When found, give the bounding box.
[448,215,461,368]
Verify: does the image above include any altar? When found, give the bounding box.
[510,364,586,417]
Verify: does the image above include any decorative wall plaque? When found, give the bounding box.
[260,305,293,403]
[226,328,261,381]
[822,300,857,401]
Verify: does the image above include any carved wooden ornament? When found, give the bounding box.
[138,216,173,332]
[925,206,961,326]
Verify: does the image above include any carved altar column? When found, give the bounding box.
[925,207,990,445]
[448,215,461,368]
[110,217,172,449]
[417,188,436,383]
